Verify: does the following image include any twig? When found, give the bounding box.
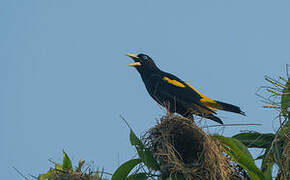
[265,76,287,89]
[120,115,133,130]
[263,106,280,109]
[267,89,283,95]
[95,171,113,176]
[203,123,262,128]
[13,167,29,180]
[28,174,38,179]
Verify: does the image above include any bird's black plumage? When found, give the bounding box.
[126,53,245,124]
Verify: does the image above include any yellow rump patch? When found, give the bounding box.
[184,81,221,110]
[163,77,186,88]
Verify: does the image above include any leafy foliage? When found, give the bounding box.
[232,132,274,148]
[111,159,142,180]
[214,135,265,180]
[38,151,104,180]
[111,119,159,179]
[126,173,147,180]
[235,66,290,179]
[129,129,160,171]
[62,150,73,170]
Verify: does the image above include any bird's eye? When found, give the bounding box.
[142,55,148,60]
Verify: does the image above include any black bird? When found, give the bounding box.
[126,53,245,124]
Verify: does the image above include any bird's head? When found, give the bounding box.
[126,53,159,74]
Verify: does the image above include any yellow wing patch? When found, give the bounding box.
[163,77,186,88]
[184,81,221,110]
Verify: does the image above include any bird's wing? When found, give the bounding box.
[148,72,217,114]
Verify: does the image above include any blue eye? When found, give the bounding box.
[143,55,148,60]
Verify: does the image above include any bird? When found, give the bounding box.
[126,53,245,124]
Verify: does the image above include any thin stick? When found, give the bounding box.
[120,115,133,130]
[267,89,283,95]
[95,171,113,176]
[263,106,280,109]
[265,76,287,89]
[203,123,262,128]
[13,167,29,180]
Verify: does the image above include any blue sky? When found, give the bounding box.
[1,0,289,179]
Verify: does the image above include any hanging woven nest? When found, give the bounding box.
[146,114,242,180]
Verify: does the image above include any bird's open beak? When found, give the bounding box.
[128,62,141,67]
[126,54,141,67]
[126,54,138,59]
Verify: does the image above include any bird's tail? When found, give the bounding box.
[206,114,224,124]
[215,101,246,116]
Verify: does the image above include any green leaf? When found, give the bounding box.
[129,129,145,161]
[281,79,289,119]
[112,158,142,180]
[256,154,265,160]
[38,174,47,180]
[216,135,253,160]
[62,150,72,170]
[261,147,274,172]
[126,173,147,180]
[278,120,290,137]
[142,148,160,171]
[272,142,283,168]
[122,117,160,171]
[232,137,254,160]
[214,135,265,180]
[129,128,160,170]
[55,163,63,170]
[232,132,274,148]
[263,162,274,180]
[38,169,55,180]
[129,129,145,148]
[95,172,100,178]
